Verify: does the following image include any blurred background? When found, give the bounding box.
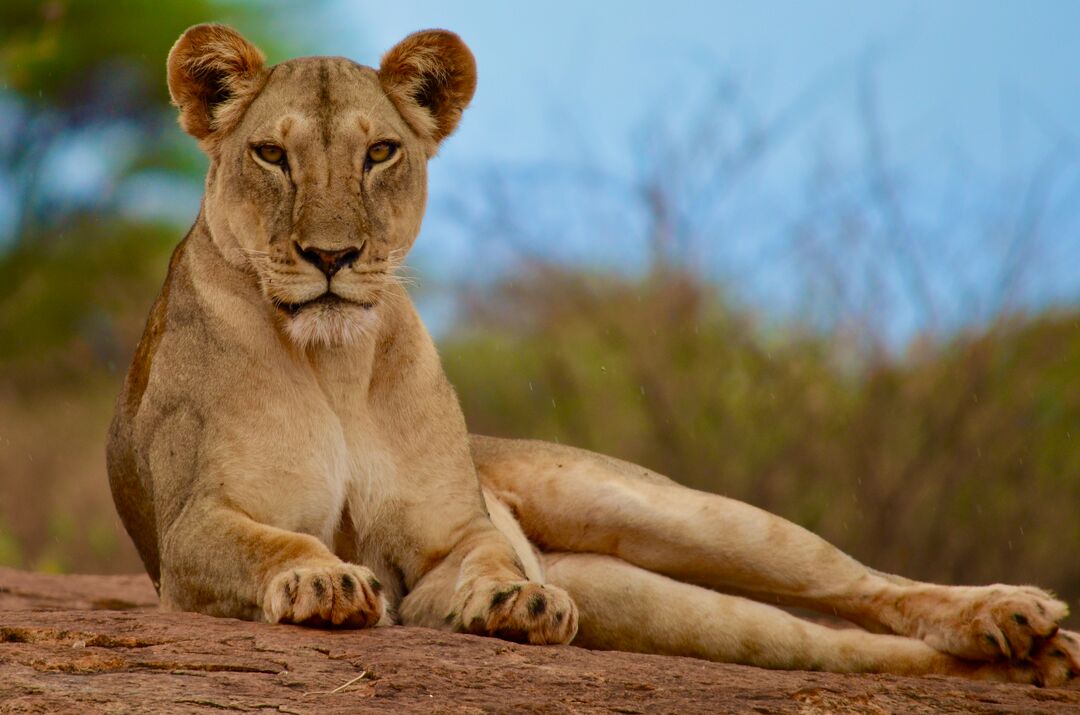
[1,1,1078,625]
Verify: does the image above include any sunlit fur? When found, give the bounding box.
[106,24,1080,687]
[283,299,378,349]
[109,24,582,647]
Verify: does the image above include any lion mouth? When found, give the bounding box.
[276,293,374,316]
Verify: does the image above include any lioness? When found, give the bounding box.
[107,24,1079,686]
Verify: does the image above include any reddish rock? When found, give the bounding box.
[1,567,1077,713]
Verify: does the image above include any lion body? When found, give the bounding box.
[106,24,1079,686]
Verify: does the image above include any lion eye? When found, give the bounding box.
[256,144,285,165]
[367,142,396,165]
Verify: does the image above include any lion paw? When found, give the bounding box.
[449,581,578,645]
[907,584,1067,660]
[264,563,386,628]
[1028,629,1080,687]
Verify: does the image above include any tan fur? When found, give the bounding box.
[167,24,268,147]
[108,25,1079,685]
[379,30,477,150]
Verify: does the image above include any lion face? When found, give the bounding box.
[206,58,430,347]
[166,25,476,347]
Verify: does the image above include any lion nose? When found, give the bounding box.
[294,242,361,278]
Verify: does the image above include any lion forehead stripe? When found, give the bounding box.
[259,58,383,143]
[316,60,334,149]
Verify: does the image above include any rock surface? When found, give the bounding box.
[1,567,1078,713]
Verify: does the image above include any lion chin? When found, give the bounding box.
[280,295,378,349]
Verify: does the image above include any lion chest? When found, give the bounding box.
[219,382,398,548]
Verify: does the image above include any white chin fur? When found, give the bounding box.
[284,301,378,348]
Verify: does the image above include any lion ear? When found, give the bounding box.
[378,30,477,150]
[167,24,267,142]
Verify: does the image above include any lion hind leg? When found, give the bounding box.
[543,552,1050,683]
[473,436,1072,670]
[472,436,879,617]
[860,581,1068,662]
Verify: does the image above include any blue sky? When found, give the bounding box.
[17,1,1074,342]
[310,1,1080,174]
[281,1,1080,341]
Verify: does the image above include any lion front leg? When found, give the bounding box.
[447,540,579,645]
[398,518,578,645]
[160,499,387,628]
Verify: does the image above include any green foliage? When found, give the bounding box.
[0,0,315,376]
[0,220,176,375]
[0,520,22,567]
[0,0,286,111]
[0,0,308,242]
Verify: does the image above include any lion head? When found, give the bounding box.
[166,24,476,347]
